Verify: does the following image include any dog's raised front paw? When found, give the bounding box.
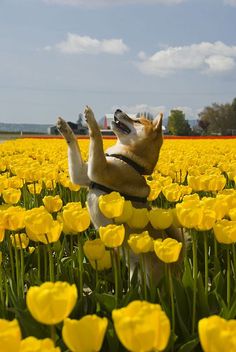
[84,106,95,124]
[56,117,75,143]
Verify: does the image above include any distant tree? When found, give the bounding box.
[136,112,154,121]
[198,98,236,135]
[167,109,191,136]
[198,119,210,135]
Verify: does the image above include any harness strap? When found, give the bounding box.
[105,153,147,175]
[90,182,148,204]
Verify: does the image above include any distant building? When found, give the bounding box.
[48,118,88,135]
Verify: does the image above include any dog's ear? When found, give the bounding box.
[153,112,163,133]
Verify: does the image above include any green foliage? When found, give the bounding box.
[198,97,236,135]
[167,110,192,136]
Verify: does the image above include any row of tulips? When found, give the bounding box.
[1,138,236,351]
[3,280,236,352]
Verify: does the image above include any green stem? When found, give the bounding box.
[192,230,198,334]
[37,243,41,281]
[232,244,236,288]
[214,238,218,274]
[45,235,54,282]
[227,246,231,307]
[168,264,175,345]
[111,249,119,308]
[50,324,56,344]
[13,236,20,297]
[0,260,4,313]
[77,235,84,305]
[18,235,25,298]
[95,260,99,290]
[203,232,209,300]
[44,245,48,281]
[126,247,131,291]
[8,234,15,283]
[116,247,122,298]
[56,237,66,280]
[140,254,147,300]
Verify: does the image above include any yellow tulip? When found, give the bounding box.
[0,319,22,352]
[99,224,125,248]
[26,282,78,325]
[83,238,106,261]
[162,183,182,202]
[34,220,63,244]
[213,220,236,244]
[146,180,162,201]
[27,183,42,195]
[176,202,203,229]
[196,208,216,231]
[128,231,154,254]
[3,206,26,231]
[112,300,170,352]
[203,197,228,220]
[89,250,112,271]
[20,337,61,352]
[0,227,5,242]
[63,206,90,233]
[127,208,149,229]
[114,200,133,223]
[25,207,54,235]
[62,315,108,352]
[198,315,236,352]
[67,181,81,192]
[8,176,23,189]
[229,208,236,221]
[149,208,173,230]
[154,238,182,263]
[98,192,125,218]
[10,233,29,249]
[43,195,63,213]
[2,188,21,204]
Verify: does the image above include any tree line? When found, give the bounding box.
[167,97,236,136]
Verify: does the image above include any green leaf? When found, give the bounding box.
[182,258,194,291]
[197,273,210,317]
[177,337,199,352]
[173,278,191,337]
[225,292,236,319]
[94,293,116,313]
[212,271,225,297]
[120,286,140,307]
[15,310,49,339]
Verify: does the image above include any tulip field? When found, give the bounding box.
[1,137,236,351]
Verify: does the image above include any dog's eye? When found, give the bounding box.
[134,120,142,124]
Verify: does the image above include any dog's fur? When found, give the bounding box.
[57,106,182,278]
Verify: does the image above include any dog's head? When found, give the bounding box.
[109,109,163,174]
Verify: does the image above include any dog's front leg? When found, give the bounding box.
[84,106,108,181]
[57,117,90,186]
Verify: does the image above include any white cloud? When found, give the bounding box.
[43,0,186,7]
[137,41,236,76]
[45,33,129,55]
[224,0,236,6]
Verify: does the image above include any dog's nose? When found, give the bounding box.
[114,109,122,115]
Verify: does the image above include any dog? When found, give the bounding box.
[57,106,182,278]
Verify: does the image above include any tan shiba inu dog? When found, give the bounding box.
[57,106,182,277]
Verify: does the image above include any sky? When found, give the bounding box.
[0,0,236,124]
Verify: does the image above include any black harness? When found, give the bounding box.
[89,153,148,203]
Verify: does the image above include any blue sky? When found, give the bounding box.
[0,0,236,124]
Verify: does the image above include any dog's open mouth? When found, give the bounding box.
[113,116,131,134]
